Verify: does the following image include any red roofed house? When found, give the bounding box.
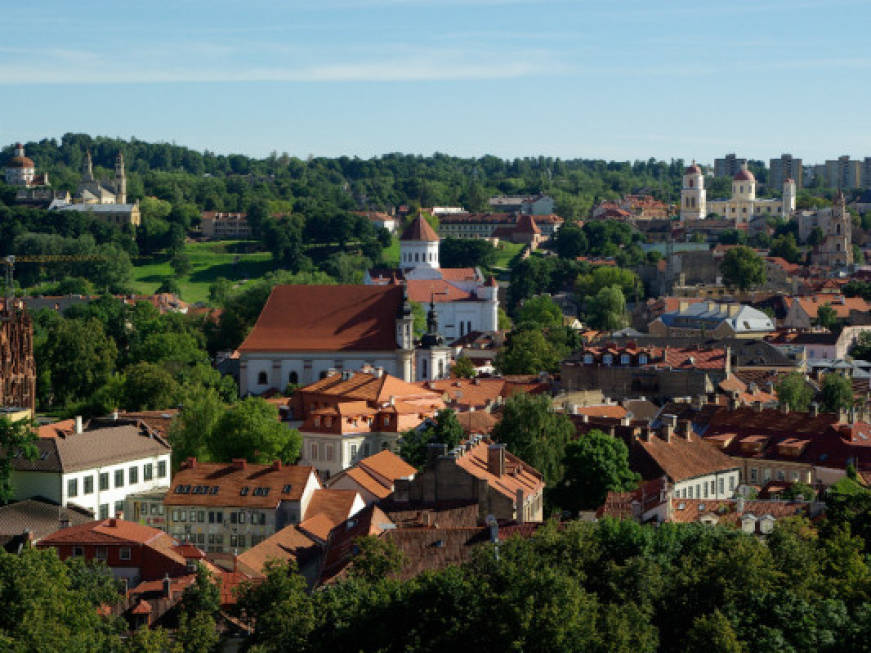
[393,438,545,523]
[237,284,417,392]
[162,458,321,553]
[38,518,190,585]
[292,369,444,478]
[327,449,417,504]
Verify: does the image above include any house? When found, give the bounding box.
[0,498,94,553]
[38,518,191,584]
[488,194,555,216]
[782,294,871,330]
[235,524,320,582]
[292,368,444,478]
[648,301,774,338]
[9,418,172,520]
[629,417,741,500]
[237,284,418,392]
[353,211,396,233]
[327,449,417,504]
[163,458,321,553]
[393,439,545,524]
[560,343,729,402]
[200,211,251,239]
[437,212,564,239]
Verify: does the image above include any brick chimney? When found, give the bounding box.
[232,458,247,470]
[487,444,506,478]
[272,460,282,471]
[185,456,197,469]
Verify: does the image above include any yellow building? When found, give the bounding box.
[705,163,796,224]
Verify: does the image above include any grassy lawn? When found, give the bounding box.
[131,240,272,304]
[491,241,525,269]
[382,235,400,267]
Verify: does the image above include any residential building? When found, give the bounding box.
[9,418,172,519]
[38,518,191,584]
[393,438,545,524]
[124,488,170,530]
[648,301,775,338]
[236,523,320,582]
[0,498,93,552]
[705,163,796,223]
[629,417,741,500]
[781,294,871,330]
[437,212,563,239]
[327,449,417,504]
[365,216,500,340]
[200,211,251,239]
[560,343,729,402]
[53,201,141,228]
[795,191,853,268]
[823,155,862,189]
[163,458,322,552]
[292,368,443,478]
[488,194,554,215]
[237,284,417,392]
[769,153,803,189]
[353,211,396,233]
[713,153,747,179]
[591,194,671,220]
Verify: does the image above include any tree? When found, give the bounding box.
[439,238,497,269]
[175,563,220,653]
[210,397,302,463]
[399,408,465,468]
[121,361,182,411]
[720,245,766,290]
[553,223,588,259]
[816,303,838,331]
[0,417,37,503]
[451,356,476,379]
[820,373,854,413]
[347,535,405,582]
[517,294,563,329]
[553,430,640,513]
[782,482,816,501]
[851,331,871,362]
[168,387,224,468]
[769,233,802,264]
[157,277,182,296]
[775,372,814,412]
[584,285,628,331]
[683,610,743,653]
[494,329,562,374]
[170,250,192,277]
[491,393,575,486]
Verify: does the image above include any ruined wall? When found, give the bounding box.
[0,308,37,413]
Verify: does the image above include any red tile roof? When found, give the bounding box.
[400,216,440,242]
[454,441,545,502]
[164,460,318,508]
[40,518,175,547]
[632,431,738,483]
[514,214,541,234]
[406,279,474,303]
[236,525,318,577]
[357,449,417,484]
[303,488,361,524]
[238,285,404,353]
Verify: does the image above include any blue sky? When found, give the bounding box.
[3,0,871,163]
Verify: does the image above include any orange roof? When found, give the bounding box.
[303,488,360,524]
[300,370,442,406]
[357,449,417,483]
[455,410,499,435]
[632,432,738,483]
[340,467,394,499]
[40,518,175,547]
[400,216,439,242]
[454,441,545,501]
[165,460,317,508]
[298,512,342,542]
[439,268,478,282]
[791,294,871,319]
[37,419,78,438]
[130,599,153,615]
[417,378,507,408]
[573,405,628,419]
[236,525,318,577]
[238,285,404,353]
[514,214,541,234]
[406,279,474,303]
[669,499,809,524]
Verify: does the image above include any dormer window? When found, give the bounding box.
[620,354,630,366]
[603,354,613,366]
[314,416,321,426]
[639,354,648,365]
[583,354,593,364]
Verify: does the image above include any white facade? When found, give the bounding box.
[400,238,440,270]
[301,432,399,479]
[12,453,171,520]
[673,469,740,501]
[680,164,707,220]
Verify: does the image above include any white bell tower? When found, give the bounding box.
[680,161,706,220]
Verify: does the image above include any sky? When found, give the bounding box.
[3,0,871,164]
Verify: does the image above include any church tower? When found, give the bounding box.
[680,161,706,220]
[399,215,440,271]
[414,298,452,382]
[114,152,127,204]
[81,151,94,182]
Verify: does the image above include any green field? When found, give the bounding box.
[489,241,525,275]
[131,240,273,304]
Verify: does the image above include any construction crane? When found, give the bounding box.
[2,254,109,309]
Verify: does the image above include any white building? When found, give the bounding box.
[10,419,172,520]
[488,194,554,215]
[680,162,707,221]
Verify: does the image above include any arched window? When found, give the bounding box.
[689,179,694,188]
[289,371,298,385]
[257,371,268,385]
[421,359,428,380]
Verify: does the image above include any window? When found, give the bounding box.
[99,473,109,491]
[119,547,131,561]
[583,354,593,364]
[791,471,799,482]
[198,511,206,523]
[603,354,613,366]
[688,486,694,499]
[114,469,124,488]
[67,478,78,498]
[638,354,648,365]
[157,461,167,478]
[326,445,334,461]
[729,476,736,491]
[189,510,196,523]
[421,358,428,380]
[257,371,268,385]
[129,466,138,485]
[230,512,237,524]
[620,354,630,366]
[289,371,299,385]
[310,443,318,460]
[718,478,724,495]
[143,464,153,481]
[750,468,758,482]
[703,482,709,499]
[230,534,246,548]
[95,547,107,560]
[84,476,94,494]
[99,504,109,520]
[350,444,358,460]
[72,546,84,557]
[208,534,222,546]
[776,470,785,481]
[239,512,247,524]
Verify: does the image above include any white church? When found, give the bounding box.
[364,215,500,341]
[681,161,796,224]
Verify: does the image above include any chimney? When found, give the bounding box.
[487,444,506,478]
[232,458,247,470]
[736,495,745,515]
[677,419,692,439]
[59,517,71,529]
[426,442,447,466]
[272,460,282,471]
[74,416,83,434]
[185,456,197,469]
[374,366,384,378]
[107,518,117,527]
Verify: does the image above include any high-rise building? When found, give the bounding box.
[824,156,861,189]
[713,153,747,179]
[769,154,803,189]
